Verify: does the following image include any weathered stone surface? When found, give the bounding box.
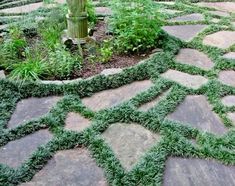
[223,52,235,60]
[0,70,5,79]
[65,112,91,132]
[219,70,235,87]
[82,80,153,111]
[211,18,220,23]
[221,96,235,107]
[101,68,122,76]
[0,2,43,14]
[161,70,208,89]
[138,89,171,111]
[102,123,160,170]
[167,95,228,135]
[163,157,235,186]
[20,149,107,186]
[95,7,112,16]
[160,9,181,15]
[203,31,235,49]
[162,25,207,42]
[197,2,235,13]
[169,13,204,22]
[176,48,214,70]
[8,96,61,128]
[0,129,52,168]
[209,10,230,17]
[228,112,235,124]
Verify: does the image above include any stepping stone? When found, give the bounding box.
[219,70,235,87]
[228,112,235,124]
[102,123,160,170]
[8,96,61,129]
[65,112,91,132]
[203,31,235,49]
[82,80,153,111]
[211,18,220,23]
[0,2,43,14]
[163,157,235,186]
[138,89,171,112]
[101,68,122,76]
[160,9,181,15]
[169,13,204,22]
[161,70,208,89]
[167,95,228,135]
[20,149,107,186]
[162,25,207,42]
[209,10,230,17]
[95,7,112,16]
[0,129,52,168]
[176,48,214,70]
[223,52,235,60]
[0,70,5,78]
[222,95,235,107]
[197,2,235,13]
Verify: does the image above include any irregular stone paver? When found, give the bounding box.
[223,52,235,60]
[169,13,204,22]
[167,95,227,135]
[0,129,52,168]
[0,70,5,78]
[219,70,235,87]
[163,157,235,186]
[209,10,230,17]
[160,9,181,15]
[222,95,235,107]
[161,70,208,89]
[20,149,107,186]
[162,25,207,42]
[228,113,235,124]
[101,68,122,76]
[0,2,43,14]
[197,2,235,13]
[203,31,235,49]
[102,123,160,170]
[8,96,61,128]
[138,89,171,111]
[176,48,214,70]
[95,7,112,16]
[65,112,91,132]
[82,80,153,111]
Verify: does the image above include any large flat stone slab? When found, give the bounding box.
[223,52,235,60]
[8,96,61,128]
[169,13,204,22]
[197,2,235,13]
[161,70,208,89]
[65,112,91,132]
[20,149,107,186]
[82,80,153,111]
[95,7,112,16]
[176,48,214,70]
[221,95,235,107]
[228,112,235,125]
[102,123,160,170]
[167,95,228,135]
[209,10,230,17]
[163,157,235,186]
[203,31,235,49]
[162,25,207,42]
[219,70,235,87]
[0,129,52,168]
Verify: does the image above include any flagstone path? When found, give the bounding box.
[0,0,235,186]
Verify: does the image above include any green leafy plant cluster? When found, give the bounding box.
[110,0,163,53]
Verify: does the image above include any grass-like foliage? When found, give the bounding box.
[110,0,163,53]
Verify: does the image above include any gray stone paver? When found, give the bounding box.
[223,52,235,60]
[176,48,214,70]
[169,13,204,22]
[167,95,228,135]
[222,96,235,107]
[0,129,52,168]
[161,70,208,89]
[163,157,235,186]
[102,123,161,170]
[209,10,230,17]
[0,70,5,79]
[228,112,235,125]
[219,70,235,87]
[8,96,61,129]
[162,25,207,42]
[197,2,235,13]
[20,149,107,186]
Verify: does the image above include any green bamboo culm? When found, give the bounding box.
[66,0,88,40]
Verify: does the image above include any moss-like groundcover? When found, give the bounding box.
[0,0,235,185]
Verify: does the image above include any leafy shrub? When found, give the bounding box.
[110,0,162,53]
[87,0,97,25]
[99,40,113,63]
